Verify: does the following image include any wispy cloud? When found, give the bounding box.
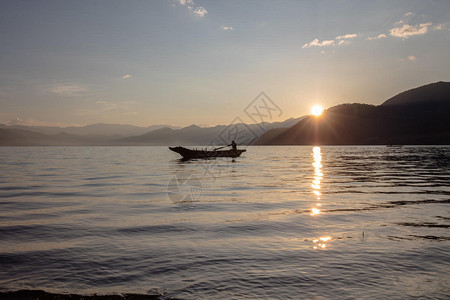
[336,33,358,45]
[368,12,443,42]
[222,26,234,31]
[302,33,357,49]
[190,6,207,17]
[46,83,90,96]
[367,33,387,40]
[122,74,132,79]
[96,101,119,112]
[336,33,358,40]
[433,23,446,31]
[302,38,335,48]
[367,12,441,42]
[396,12,414,24]
[7,117,79,127]
[408,55,417,61]
[390,22,432,39]
[76,100,136,117]
[172,0,207,18]
[174,0,194,5]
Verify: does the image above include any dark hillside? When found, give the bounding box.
[255,82,450,145]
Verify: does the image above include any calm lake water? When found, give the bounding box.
[0,146,449,299]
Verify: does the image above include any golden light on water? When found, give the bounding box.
[312,236,332,250]
[310,147,333,250]
[311,208,321,215]
[310,146,323,216]
[311,105,324,116]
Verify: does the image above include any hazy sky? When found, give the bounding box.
[1,0,449,127]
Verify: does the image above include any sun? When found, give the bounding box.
[311,105,324,116]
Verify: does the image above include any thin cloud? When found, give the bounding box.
[336,33,358,46]
[433,23,445,31]
[172,0,207,18]
[122,74,132,79]
[336,33,358,40]
[408,55,417,61]
[370,13,438,42]
[302,33,357,49]
[47,83,90,96]
[395,12,414,25]
[77,100,135,116]
[174,0,194,5]
[222,26,234,31]
[302,38,335,48]
[367,34,387,40]
[190,6,207,17]
[390,22,432,39]
[96,101,118,112]
[7,117,78,127]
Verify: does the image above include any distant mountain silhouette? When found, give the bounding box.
[113,125,219,145]
[0,127,117,146]
[0,126,50,146]
[6,123,178,137]
[0,118,303,146]
[112,118,304,146]
[255,81,450,145]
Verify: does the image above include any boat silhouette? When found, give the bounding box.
[169,146,246,159]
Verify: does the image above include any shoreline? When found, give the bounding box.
[0,290,165,300]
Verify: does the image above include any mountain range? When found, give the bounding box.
[0,118,302,146]
[2,123,179,137]
[1,81,449,146]
[254,81,450,145]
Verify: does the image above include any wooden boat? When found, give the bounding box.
[169,146,246,159]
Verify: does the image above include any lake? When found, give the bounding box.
[0,146,449,299]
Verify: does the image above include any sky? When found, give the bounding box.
[1,0,449,127]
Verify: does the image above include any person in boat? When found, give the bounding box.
[229,140,237,151]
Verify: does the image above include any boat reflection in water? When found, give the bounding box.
[310,146,332,249]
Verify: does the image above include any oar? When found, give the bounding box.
[212,145,229,151]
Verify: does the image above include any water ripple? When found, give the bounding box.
[0,146,449,299]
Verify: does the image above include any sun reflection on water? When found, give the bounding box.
[312,236,332,249]
[310,147,333,249]
[310,147,322,216]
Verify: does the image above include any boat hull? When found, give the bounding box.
[169,146,246,159]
